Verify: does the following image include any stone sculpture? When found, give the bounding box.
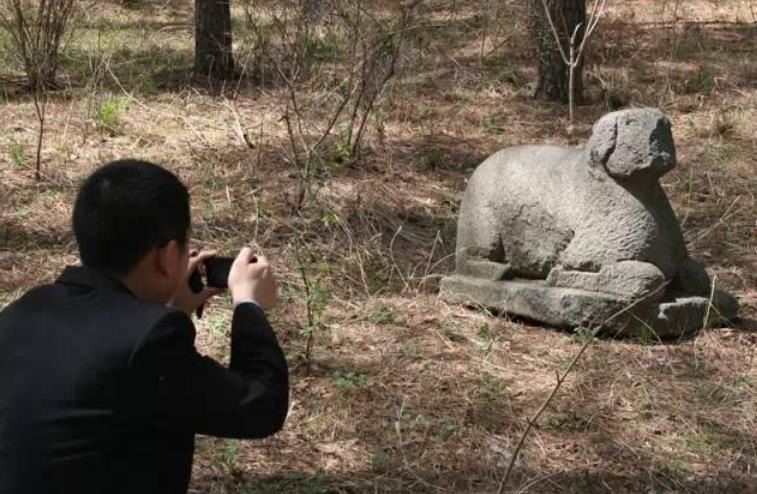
[440,108,738,337]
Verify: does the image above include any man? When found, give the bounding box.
[0,159,289,494]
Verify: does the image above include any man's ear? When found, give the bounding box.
[154,240,181,277]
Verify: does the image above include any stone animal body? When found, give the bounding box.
[455,108,703,299]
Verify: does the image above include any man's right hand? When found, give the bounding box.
[228,247,277,311]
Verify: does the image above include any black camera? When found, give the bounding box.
[188,256,234,292]
[187,256,235,318]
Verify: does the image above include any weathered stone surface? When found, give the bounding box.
[441,108,739,337]
[673,258,712,296]
[546,260,666,299]
[440,276,738,338]
[588,109,676,180]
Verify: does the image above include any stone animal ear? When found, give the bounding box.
[587,112,618,170]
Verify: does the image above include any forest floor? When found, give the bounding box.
[1,1,755,493]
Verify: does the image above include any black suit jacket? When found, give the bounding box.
[0,266,289,494]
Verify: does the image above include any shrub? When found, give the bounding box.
[0,0,77,89]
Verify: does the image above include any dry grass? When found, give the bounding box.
[1,1,756,493]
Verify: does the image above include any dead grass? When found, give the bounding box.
[1,1,756,493]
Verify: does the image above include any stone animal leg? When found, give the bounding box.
[461,258,513,280]
[673,258,711,296]
[455,205,511,280]
[499,204,574,279]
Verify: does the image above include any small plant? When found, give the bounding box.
[0,0,77,88]
[546,411,589,431]
[368,270,390,294]
[571,326,595,343]
[694,383,728,403]
[370,451,396,473]
[320,211,339,226]
[264,0,422,211]
[297,255,331,372]
[244,472,326,494]
[714,143,742,162]
[442,326,467,342]
[634,322,655,346]
[421,360,437,373]
[367,302,407,326]
[687,68,715,93]
[221,439,239,467]
[478,372,507,399]
[97,95,126,133]
[204,310,229,339]
[302,31,340,62]
[9,137,26,167]
[331,370,366,390]
[478,323,497,341]
[439,422,459,440]
[417,105,433,119]
[730,375,753,389]
[712,109,736,137]
[400,342,421,359]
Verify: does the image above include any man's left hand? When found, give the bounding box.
[168,250,224,316]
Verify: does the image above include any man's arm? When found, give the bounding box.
[124,305,288,439]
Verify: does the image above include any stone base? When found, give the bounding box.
[439,275,739,338]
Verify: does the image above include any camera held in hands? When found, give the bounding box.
[188,256,234,294]
[187,253,260,317]
[188,255,237,318]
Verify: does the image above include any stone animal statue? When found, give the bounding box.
[441,108,737,336]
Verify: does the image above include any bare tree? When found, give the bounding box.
[0,0,76,89]
[530,0,606,121]
[0,0,77,180]
[259,0,419,211]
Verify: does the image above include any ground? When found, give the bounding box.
[0,1,755,493]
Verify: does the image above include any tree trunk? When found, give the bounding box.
[530,0,586,103]
[195,0,234,80]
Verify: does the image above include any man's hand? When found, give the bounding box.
[168,250,224,316]
[228,247,277,310]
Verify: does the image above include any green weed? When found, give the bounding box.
[571,326,595,343]
[300,277,330,337]
[9,137,26,167]
[477,372,507,399]
[687,68,715,92]
[371,451,397,473]
[477,323,493,341]
[439,422,459,440]
[694,383,728,404]
[331,370,366,390]
[97,95,126,133]
[221,439,239,466]
[367,302,407,326]
[546,412,589,431]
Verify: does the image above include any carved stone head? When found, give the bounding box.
[588,108,676,181]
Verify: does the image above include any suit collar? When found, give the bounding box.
[56,265,135,296]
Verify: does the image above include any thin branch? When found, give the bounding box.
[496,282,670,494]
[539,0,570,65]
[577,0,606,62]
[538,0,606,122]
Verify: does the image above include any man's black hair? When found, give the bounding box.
[73,159,190,277]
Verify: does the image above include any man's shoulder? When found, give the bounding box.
[0,279,192,349]
[87,288,194,346]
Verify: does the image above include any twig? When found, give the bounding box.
[295,247,316,375]
[539,0,606,121]
[31,80,46,181]
[388,225,410,293]
[224,98,255,149]
[496,282,670,494]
